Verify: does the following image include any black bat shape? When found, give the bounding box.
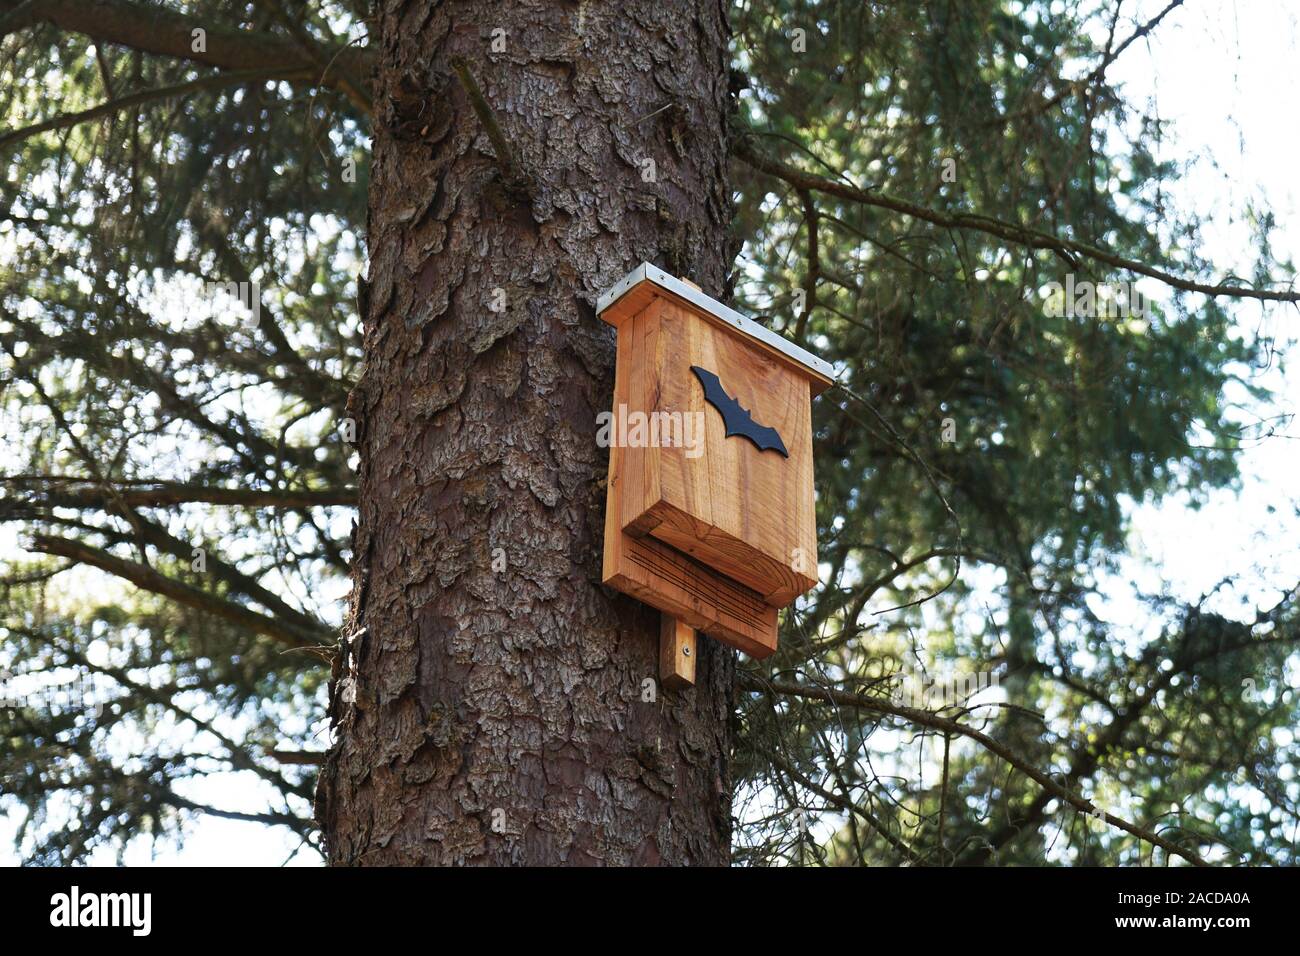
[690,365,789,457]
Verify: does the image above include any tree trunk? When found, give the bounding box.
[318,0,736,865]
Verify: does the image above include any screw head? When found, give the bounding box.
[682,647,691,657]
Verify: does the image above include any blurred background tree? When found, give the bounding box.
[2,0,1297,864]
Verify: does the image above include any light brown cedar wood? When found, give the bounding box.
[606,296,820,607]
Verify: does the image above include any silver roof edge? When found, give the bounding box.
[597,263,834,382]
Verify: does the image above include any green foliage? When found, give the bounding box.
[729,0,1297,864]
[1,1,367,862]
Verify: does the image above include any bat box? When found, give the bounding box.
[598,264,832,660]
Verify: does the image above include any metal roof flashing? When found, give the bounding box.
[597,263,835,390]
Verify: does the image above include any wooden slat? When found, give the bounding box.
[604,526,778,658]
[659,615,696,690]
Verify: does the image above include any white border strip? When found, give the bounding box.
[597,263,834,381]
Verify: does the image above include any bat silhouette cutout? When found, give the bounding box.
[690,365,789,457]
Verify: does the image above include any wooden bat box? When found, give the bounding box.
[598,264,832,663]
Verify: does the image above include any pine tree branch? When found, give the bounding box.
[961,619,1300,864]
[740,674,1212,866]
[18,510,338,643]
[157,791,307,830]
[994,0,1185,127]
[734,137,1300,304]
[55,644,316,803]
[4,310,331,479]
[0,0,36,37]
[251,0,369,112]
[3,476,356,509]
[4,0,373,102]
[0,67,311,153]
[82,509,340,641]
[27,533,326,649]
[762,746,922,865]
[267,748,326,766]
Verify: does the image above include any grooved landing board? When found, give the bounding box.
[603,513,779,659]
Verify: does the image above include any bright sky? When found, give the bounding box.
[1103,0,1300,621]
[4,0,1298,866]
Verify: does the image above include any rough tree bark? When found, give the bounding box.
[317,0,737,865]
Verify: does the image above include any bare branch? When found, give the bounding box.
[267,749,326,766]
[27,533,326,649]
[734,137,1300,304]
[5,0,372,103]
[3,476,356,509]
